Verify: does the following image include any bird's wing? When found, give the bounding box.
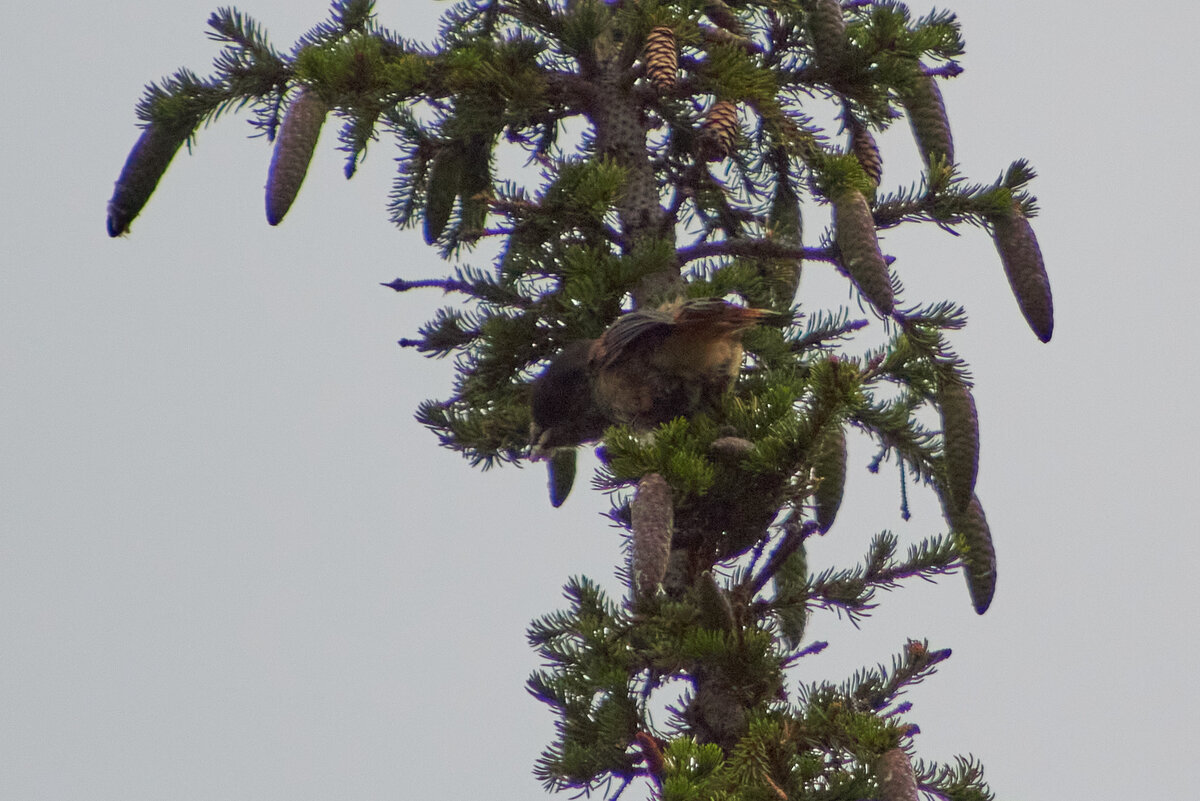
[591,308,675,369]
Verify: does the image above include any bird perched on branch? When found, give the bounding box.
[530,298,784,458]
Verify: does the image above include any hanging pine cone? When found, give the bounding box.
[107,122,191,237]
[266,88,328,225]
[697,100,740,162]
[764,171,804,306]
[832,188,894,314]
[458,133,493,238]
[769,171,803,246]
[937,373,979,513]
[423,147,462,244]
[631,473,673,602]
[898,69,954,169]
[990,202,1054,342]
[704,0,744,36]
[941,493,997,615]
[807,0,848,73]
[847,114,883,187]
[643,26,678,92]
[812,423,847,533]
[775,546,808,649]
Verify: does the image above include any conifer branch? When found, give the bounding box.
[677,240,834,266]
[742,518,817,599]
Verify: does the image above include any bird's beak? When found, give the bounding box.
[529,422,550,461]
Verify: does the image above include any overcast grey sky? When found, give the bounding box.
[3,1,1198,799]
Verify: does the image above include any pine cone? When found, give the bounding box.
[704,0,744,35]
[875,748,919,801]
[807,0,848,72]
[458,133,493,238]
[643,26,678,92]
[937,374,979,513]
[991,204,1054,342]
[107,122,190,236]
[697,100,741,162]
[710,435,755,462]
[812,424,847,533]
[695,571,736,633]
[832,188,894,314]
[631,473,673,601]
[847,114,882,186]
[942,494,997,615]
[769,174,803,245]
[775,547,808,649]
[422,147,462,244]
[765,173,804,304]
[266,88,328,225]
[898,69,954,169]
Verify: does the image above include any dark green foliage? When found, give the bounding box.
[109,1,1051,798]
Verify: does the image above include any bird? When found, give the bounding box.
[528,339,610,454]
[529,298,783,458]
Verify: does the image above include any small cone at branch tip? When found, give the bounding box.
[631,473,673,601]
[991,205,1054,342]
[833,188,894,314]
[547,448,577,508]
[875,748,919,801]
[847,115,882,186]
[643,26,678,92]
[266,88,328,226]
[941,493,996,614]
[695,570,736,633]
[937,375,979,513]
[107,123,189,237]
[899,70,954,169]
[423,148,462,244]
[812,424,847,533]
[698,100,741,162]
